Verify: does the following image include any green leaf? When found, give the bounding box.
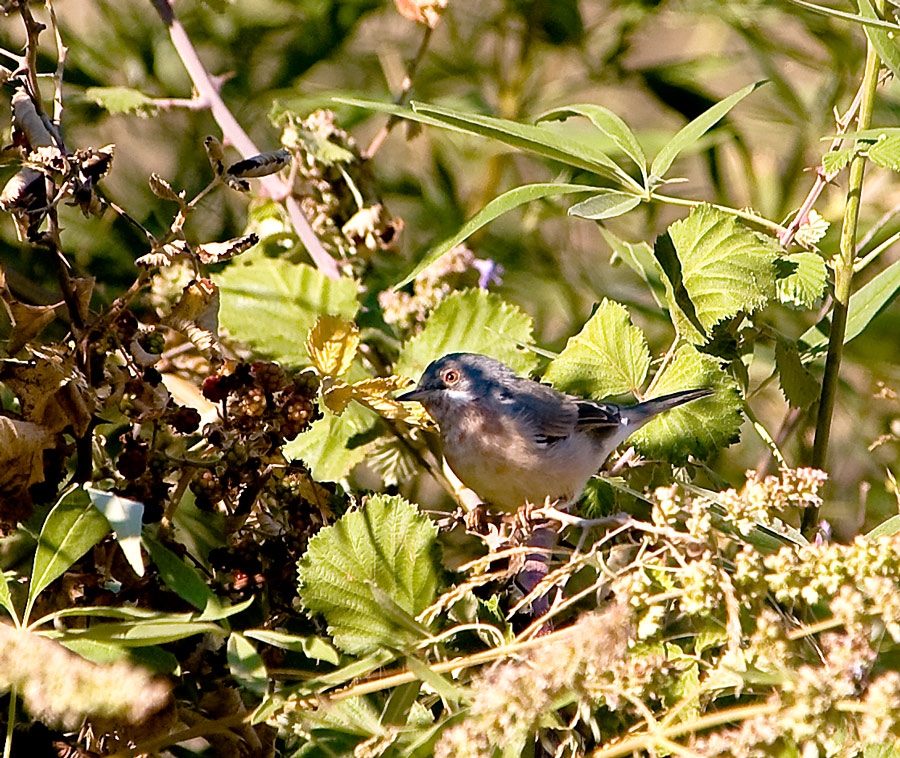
[867,514,900,538]
[0,571,17,624]
[57,638,179,673]
[543,299,651,398]
[228,633,269,696]
[214,254,358,366]
[297,495,440,655]
[46,619,222,647]
[661,205,779,343]
[776,252,828,308]
[396,289,536,381]
[822,147,855,175]
[84,86,157,117]
[599,228,668,310]
[774,339,819,409]
[143,536,221,616]
[87,488,144,578]
[568,190,642,220]
[537,104,647,179]
[866,134,900,172]
[650,82,762,181]
[336,97,634,185]
[858,0,900,82]
[630,345,743,463]
[395,183,593,288]
[801,257,900,357]
[26,488,111,622]
[243,629,340,664]
[284,402,376,482]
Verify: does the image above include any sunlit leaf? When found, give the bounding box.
[297,495,439,654]
[307,315,360,378]
[84,86,156,117]
[244,629,340,664]
[650,82,762,181]
[26,488,111,622]
[537,104,647,178]
[396,289,536,381]
[543,299,651,398]
[285,403,376,482]
[630,345,743,462]
[87,488,145,578]
[568,190,642,220]
[776,252,827,308]
[395,183,594,288]
[228,633,269,695]
[215,253,358,366]
[660,205,779,343]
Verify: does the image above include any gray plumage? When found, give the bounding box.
[399,352,711,511]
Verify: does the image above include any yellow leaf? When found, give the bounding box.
[307,315,360,378]
[322,381,354,414]
[324,373,435,427]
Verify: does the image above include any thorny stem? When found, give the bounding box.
[149,0,341,279]
[45,0,66,125]
[363,24,435,159]
[805,17,882,536]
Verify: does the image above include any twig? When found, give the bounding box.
[364,25,435,159]
[44,0,66,126]
[149,0,340,279]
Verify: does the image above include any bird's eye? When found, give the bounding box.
[442,368,460,386]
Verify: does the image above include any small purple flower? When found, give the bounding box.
[473,258,503,289]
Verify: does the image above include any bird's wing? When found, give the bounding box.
[512,381,579,443]
[573,399,622,430]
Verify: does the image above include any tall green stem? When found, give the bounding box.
[804,20,882,536]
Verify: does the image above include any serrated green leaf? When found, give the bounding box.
[396,183,594,288]
[143,536,221,616]
[297,495,439,655]
[396,289,536,381]
[858,0,900,82]
[228,633,269,696]
[214,253,358,366]
[776,252,828,308]
[568,190,642,220]
[822,147,855,175]
[26,488,111,622]
[84,86,157,117]
[284,403,375,482]
[600,228,668,310]
[661,205,779,343]
[244,629,340,664]
[630,345,743,462]
[775,339,819,409]
[543,299,650,398]
[866,134,900,172]
[87,488,144,578]
[801,256,900,357]
[536,104,647,179]
[650,82,761,180]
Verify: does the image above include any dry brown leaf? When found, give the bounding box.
[306,315,359,379]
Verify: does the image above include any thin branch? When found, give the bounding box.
[149,0,340,279]
[44,0,66,126]
[364,24,435,159]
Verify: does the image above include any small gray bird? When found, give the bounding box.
[398,352,711,511]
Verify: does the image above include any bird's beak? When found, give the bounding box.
[397,386,428,402]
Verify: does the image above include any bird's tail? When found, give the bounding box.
[622,387,712,428]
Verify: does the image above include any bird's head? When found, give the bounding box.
[397,352,516,419]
